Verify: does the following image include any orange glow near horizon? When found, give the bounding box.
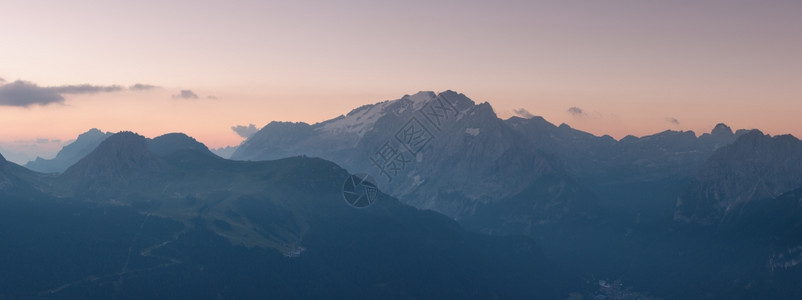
[1,87,799,151]
[1,1,800,156]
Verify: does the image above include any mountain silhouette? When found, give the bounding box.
[0,130,574,298]
[147,132,217,157]
[232,91,603,236]
[25,128,112,173]
[675,130,802,225]
[3,91,801,298]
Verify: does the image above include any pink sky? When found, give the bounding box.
[1,1,800,163]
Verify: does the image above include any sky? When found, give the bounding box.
[1,0,800,164]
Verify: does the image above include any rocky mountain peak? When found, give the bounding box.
[25,128,114,173]
[62,131,164,179]
[148,133,215,157]
[78,128,107,139]
[710,123,734,137]
[675,130,802,224]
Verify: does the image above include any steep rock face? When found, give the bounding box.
[25,128,113,173]
[675,131,802,225]
[383,100,566,219]
[231,91,597,222]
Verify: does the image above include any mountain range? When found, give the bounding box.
[229,90,802,298]
[233,91,601,235]
[0,130,573,298]
[2,90,801,298]
[230,91,757,231]
[25,128,113,174]
[675,130,802,225]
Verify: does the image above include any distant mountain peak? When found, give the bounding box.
[81,128,105,136]
[25,128,113,173]
[89,131,150,157]
[438,90,476,109]
[402,91,437,110]
[711,123,734,137]
[471,101,498,119]
[675,130,802,225]
[62,131,165,179]
[148,132,215,157]
[733,129,767,145]
[318,100,393,138]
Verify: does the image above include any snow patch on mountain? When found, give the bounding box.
[317,101,393,138]
[410,174,424,188]
[404,91,436,110]
[314,91,438,138]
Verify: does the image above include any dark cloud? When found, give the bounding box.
[666,117,680,125]
[172,90,199,99]
[0,80,65,107]
[51,84,124,94]
[129,83,159,91]
[232,124,259,138]
[513,108,534,119]
[0,80,131,107]
[567,106,584,116]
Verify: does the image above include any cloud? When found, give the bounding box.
[0,80,65,107]
[513,108,534,119]
[50,84,124,94]
[0,77,5,83]
[129,83,159,91]
[207,95,218,100]
[172,90,199,99]
[0,80,134,107]
[35,138,62,144]
[231,124,259,138]
[665,117,680,125]
[567,106,584,116]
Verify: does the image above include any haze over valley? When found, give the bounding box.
[2,1,801,298]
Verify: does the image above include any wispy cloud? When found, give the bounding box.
[172,90,199,100]
[50,84,124,94]
[567,106,584,116]
[231,124,259,138]
[207,95,218,100]
[665,117,680,125]
[34,138,63,144]
[0,79,155,107]
[0,77,5,83]
[513,108,534,119]
[129,83,159,91]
